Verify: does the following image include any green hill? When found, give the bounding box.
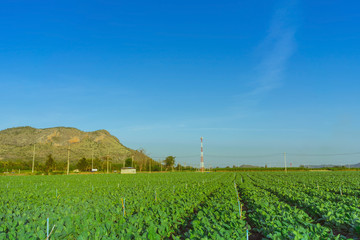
[0,126,146,164]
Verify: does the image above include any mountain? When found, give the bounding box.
[0,126,145,163]
[239,164,259,168]
[305,163,360,168]
[350,163,360,168]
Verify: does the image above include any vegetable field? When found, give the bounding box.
[1,172,360,239]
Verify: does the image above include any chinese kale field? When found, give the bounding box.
[1,172,360,239]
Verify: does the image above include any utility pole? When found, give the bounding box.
[91,147,94,170]
[32,144,36,173]
[131,156,134,168]
[107,151,109,174]
[284,152,287,173]
[200,137,204,173]
[150,159,152,173]
[67,144,70,175]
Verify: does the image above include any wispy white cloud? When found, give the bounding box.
[241,1,298,102]
[117,2,300,135]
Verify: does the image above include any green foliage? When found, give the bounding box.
[0,173,249,238]
[44,154,55,173]
[125,158,132,167]
[76,157,89,171]
[0,172,358,239]
[164,156,175,169]
[235,172,359,239]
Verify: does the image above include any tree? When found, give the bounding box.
[152,164,160,171]
[125,158,132,167]
[45,154,55,173]
[164,156,175,170]
[77,157,89,171]
[93,157,102,170]
[1,160,9,171]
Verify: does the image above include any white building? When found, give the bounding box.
[121,167,136,174]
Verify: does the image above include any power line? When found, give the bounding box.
[150,155,198,159]
[289,152,360,157]
[206,153,281,159]
[150,152,360,159]
[67,144,70,175]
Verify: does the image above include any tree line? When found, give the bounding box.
[0,155,197,174]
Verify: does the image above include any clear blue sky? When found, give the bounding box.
[1,0,360,167]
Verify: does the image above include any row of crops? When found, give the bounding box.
[0,171,359,239]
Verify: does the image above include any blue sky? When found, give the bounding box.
[1,0,360,167]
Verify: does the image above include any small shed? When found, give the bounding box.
[121,167,136,174]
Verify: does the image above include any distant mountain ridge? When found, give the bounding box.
[0,126,142,163]
[306,163,360,168]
